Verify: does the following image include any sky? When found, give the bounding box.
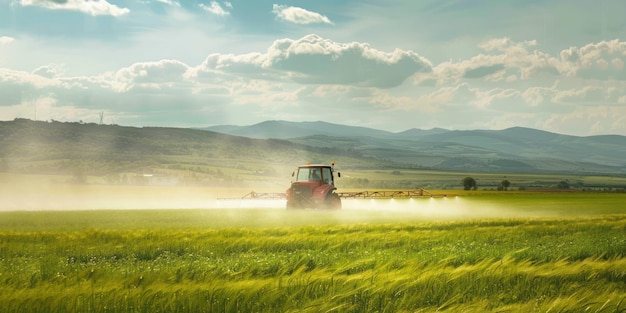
[0,0,625,136]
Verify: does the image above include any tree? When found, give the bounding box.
[462,176,477,190]
[557,180,570,189]
[500,179,511,191]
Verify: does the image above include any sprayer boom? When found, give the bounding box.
[337,189,448,199]
[221,189,449,201]
[218,191,287,200]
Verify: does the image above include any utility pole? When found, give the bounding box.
[99,112,104,125]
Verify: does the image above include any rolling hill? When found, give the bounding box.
[204,121,626,174]
[199,120,394,139]
[0,119,380,187]
[1,119,625,182]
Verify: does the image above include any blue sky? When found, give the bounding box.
[1,0,625,135]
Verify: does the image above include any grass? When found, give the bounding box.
[1,193,625,312]
[341,169,626,190]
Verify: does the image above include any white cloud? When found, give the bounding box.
[191,34,431,88]
[472,88,520,109]
[113,59,191,92]
[367,89,417,111]
[155,0,180,7]
[0,35,433,127]
[414,83,477,112]
[479,38,538,53]
[19,0,130,17]
[419,38,626,132]
[199,1,230,16]
[543,106,626,136]
[2,33,626,134]
[434,37,561,85]
[522,86,555,107]
[552,85,625,106]
[559,39,626,80]
[0,36,15,45]
[0,68,60,90]
[272,4,332,25]
[32,65,63,79]
[0,68,66,108]
[263,34,431,87]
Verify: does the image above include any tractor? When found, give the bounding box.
[218,161,451,208]
[286,162,342,209]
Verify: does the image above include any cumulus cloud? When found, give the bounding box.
[19,0,130,17]
[2,34,626,134]
[0,36,15,45]
[265,34,431,87]
[406,83,474,114]
[522,86,556,107]
[559,39,626,80]
[199,1,231,16]
[113,59,192,92]
[32,65,63,79]
[463,64,505,79]
[434,37,562,85]
[479,38,538,52]
[155,0,180,7]
[0,34,434,127]
[272,4,332,25]
[472,87,521,110]
[424,38,626,130]
[432,37,626,92]
[191,34,431,88]
[553,85,625,106]
[0,68,62,107]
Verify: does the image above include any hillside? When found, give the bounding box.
[205,121,626,174]
[0,119,380,187]
[2,119,625,188]
[199,120,395,139]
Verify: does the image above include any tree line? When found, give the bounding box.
[462,176,575,191]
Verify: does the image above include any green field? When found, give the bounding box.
[1,193,625,312]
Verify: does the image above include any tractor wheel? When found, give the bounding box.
[286,200,299,209]
[324,192,342,209]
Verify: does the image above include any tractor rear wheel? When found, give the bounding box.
[324,192,342,209]
[286,200,300,209]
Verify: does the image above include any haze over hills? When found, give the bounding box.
[0,119,381,188]
[202,121,626,174]
[1,119,625,180]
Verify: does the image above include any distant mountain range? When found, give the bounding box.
[200,121,626,174]
[1,119,624,177]
[202,120,397,139]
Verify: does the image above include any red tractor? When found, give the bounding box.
[286,162,342,209]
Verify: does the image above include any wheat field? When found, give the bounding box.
[1,192,625,312]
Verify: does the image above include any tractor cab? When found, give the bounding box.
[294,166,335,185]
[286,162,341,209]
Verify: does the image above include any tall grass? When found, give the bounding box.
[1,209,625,312]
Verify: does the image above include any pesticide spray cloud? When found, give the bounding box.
[341,197,477,218]
[1,179,556,224]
